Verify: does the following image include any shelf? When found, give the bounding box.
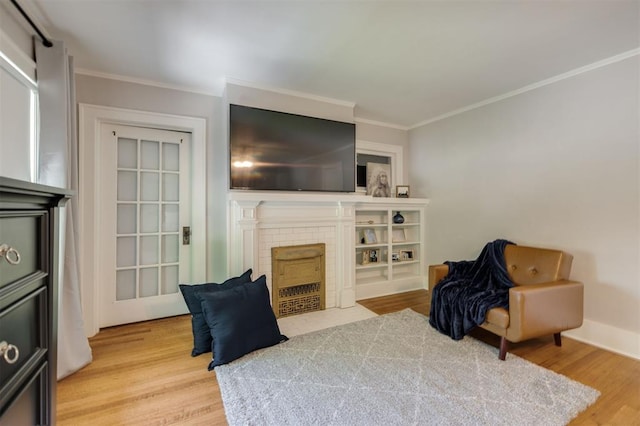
[391,260,419,266]
[356,243,386,249]
[354,203,426,300]
[355,223,387,228]
[390,241,419,246]
[356,262,389,270]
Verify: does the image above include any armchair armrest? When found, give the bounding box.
[508,280,583,342]
[429,264,450,289]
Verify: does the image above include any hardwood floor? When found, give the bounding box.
[57,290,640,425]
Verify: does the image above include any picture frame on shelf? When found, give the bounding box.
[396,185,410,198]
[361,249,370,265]
[366,163,392,198]
[400,249,414,261]
[391,252,399,262]
[369,249,379,263]
[392,228,405,243]
[363,228,377,244]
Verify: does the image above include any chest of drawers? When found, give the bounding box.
[0,177,70,425]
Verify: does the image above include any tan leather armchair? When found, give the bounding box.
[429,245,584,360]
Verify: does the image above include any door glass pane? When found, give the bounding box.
[117,171,137,201]
[140,236,158,265]
[117,204,137,234]
[162,204,179,232]
[161,265,179,295]
[162,235,179,263]
[140,204,159,233]
[118,137,137,168]
[163,143,179,171]
[116,269,136,300]
[117,237,136,267]
[139,267,158,297]
[162,173,179,201]
[141,172,159,201]
[141,140,159,170]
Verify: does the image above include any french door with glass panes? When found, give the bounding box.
[99,123,193,327]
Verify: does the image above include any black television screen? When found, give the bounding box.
[229,104,356,192]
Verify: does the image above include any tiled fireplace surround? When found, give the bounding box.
[228,192,362,309]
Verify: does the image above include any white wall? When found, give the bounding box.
[408,56,639,357]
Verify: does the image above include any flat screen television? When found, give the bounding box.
[229,104,356,192]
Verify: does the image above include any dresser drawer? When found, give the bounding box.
[0,213,45,289]
[0,285,47,397]
[0,362,48,425]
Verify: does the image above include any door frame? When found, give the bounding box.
[79,104,207,337]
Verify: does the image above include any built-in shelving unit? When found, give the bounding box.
[354,201,427,300]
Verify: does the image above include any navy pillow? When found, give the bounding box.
[179,269,252,356]
[198,275,287,369]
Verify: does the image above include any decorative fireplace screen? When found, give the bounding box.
[271,243,325,318]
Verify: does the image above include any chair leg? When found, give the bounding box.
[499,337,508,361]
[554,332,562,347]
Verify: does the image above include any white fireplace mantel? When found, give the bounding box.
[227,191,429,309]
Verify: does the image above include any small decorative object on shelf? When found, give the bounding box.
[396,185,410,198]
[400,249,414,261]
[393,211,404,224]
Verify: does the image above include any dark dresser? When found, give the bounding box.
[0,177,71,425]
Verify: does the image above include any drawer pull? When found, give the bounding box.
[0,243,21,265]
[0,341,19,364]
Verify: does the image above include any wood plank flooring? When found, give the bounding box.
[57,290,640,425]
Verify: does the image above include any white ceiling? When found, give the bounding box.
[30,0,639,128]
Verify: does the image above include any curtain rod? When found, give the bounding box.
[10,0,53,48]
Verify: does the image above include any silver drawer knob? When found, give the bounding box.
[0,243,21,265]
[0,341,19,364]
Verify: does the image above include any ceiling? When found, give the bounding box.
[29,1,639,128]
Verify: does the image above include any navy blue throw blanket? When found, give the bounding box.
[429,239,515,340]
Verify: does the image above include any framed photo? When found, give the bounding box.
[363,228,377,244]
[396,185,410,198]
[369,249,379,263]
[400,249,414,261]
[391,252,399,262]
[366,163,392,198]
[392,229,405,243]
[361,249,371,265]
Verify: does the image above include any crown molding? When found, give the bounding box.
[224,77,356,109]
[75,68,222,97]
[354,116,409,131]
[410,48,640,130]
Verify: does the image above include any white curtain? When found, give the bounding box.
[35,39,92,379]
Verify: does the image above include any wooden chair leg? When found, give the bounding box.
[499,337,508,360]
[554,332,562,347]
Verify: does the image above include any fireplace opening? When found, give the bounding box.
[271,243,325,318]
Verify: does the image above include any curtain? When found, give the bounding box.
[35,39,92,379]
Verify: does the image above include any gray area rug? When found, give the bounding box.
[215,309,599,425]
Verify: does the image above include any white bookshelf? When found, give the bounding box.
[354,201,427,300]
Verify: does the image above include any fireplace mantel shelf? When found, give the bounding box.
[228,190,429,205]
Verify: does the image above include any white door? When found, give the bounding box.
[99,123,193,327]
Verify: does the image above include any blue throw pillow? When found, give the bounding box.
[179,269,252,356]
[198,275,288,369]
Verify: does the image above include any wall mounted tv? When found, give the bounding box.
[229,104,356,192]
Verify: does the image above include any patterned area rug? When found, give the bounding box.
[215,309,599,425]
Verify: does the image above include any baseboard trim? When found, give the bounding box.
[564,319,640,361]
